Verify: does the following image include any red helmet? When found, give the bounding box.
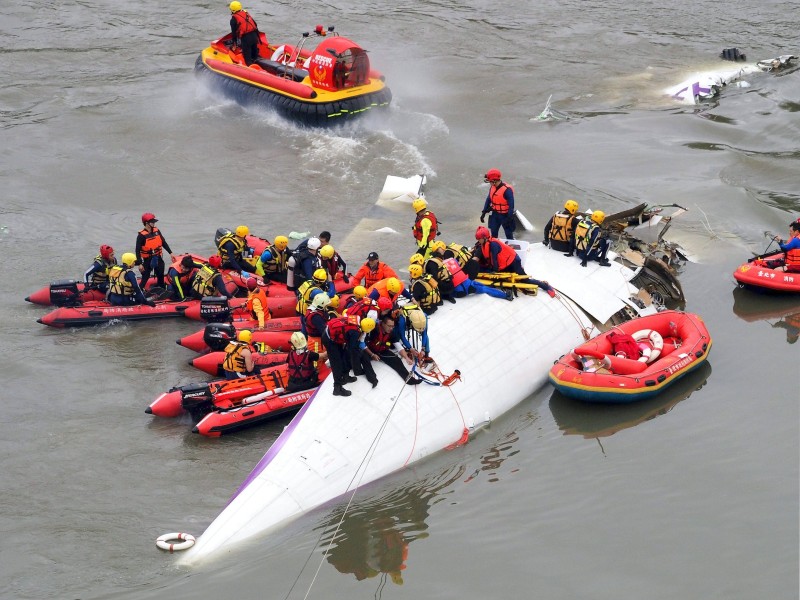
[99,245,114,260]
[377,297,392,311]
[141,212,157,224]
[246,278,258,291]
[485,168,502,181]
[475,226,490,240]
[208,255,222,268]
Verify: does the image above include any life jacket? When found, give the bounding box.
[296,280,324,315]
[479,238,517,270]
[607,331,641,360]
[260,245,288,274]
[367,323,393,354]
[785,243,800,270]
[575,221,600,253]
[222,341,250,373]
[191,265,221,296]
[425,256,452,286]
[443,257,468,286]
[107,265,135,296]
[443,243,472,267]
[548,212,575,243]
[290,247,318,288]
[217,233,245,264]
[367,278,405,300]
[169,256,196,287]
[232,10,258,36]
[89,255,116,286]
[325,315,361,345]
[304,308,328,337]
[411,275,441,310]
[345,298,377,319]
[357,261,394,289]
[489,183,512,214]
[412,210,438,242]
[287,349,317,383]
[246,287,269,319]
[138,227,164,259]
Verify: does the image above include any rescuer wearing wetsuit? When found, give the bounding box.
[135,212,172,289]
[229,2,260,66]
[480,168,515,240]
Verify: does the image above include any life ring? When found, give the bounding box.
[631,329,664,363]
[156,532,196,553]
[270,44,295,66]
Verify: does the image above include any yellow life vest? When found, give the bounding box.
[191,265,220,297]
[222,341,250,373]
[107,265,135,296]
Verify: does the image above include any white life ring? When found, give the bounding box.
[270,45,295,66]
[632,329,664,363]
[156,532,196,552]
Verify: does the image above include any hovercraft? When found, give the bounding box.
[549,310,712,404]
[733,251,800,294]
[195,28,392,127]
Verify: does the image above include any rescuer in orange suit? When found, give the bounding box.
[229,1,260,66]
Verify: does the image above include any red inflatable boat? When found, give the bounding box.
[147,362,331,437]
[733,251,800,293]
[37,298,200,328]
[189,346,293,377]
[549,310,712,403]
[177,316,302,353]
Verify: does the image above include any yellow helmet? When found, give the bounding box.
[235,225,249,238]
[430,240,446,253]
[360,317,376,333]
[237,329,252,343]
[273,235,289,250]
[386,277,401,295]
[121,252,136,267]
[229,1,242,12]
[290,331,307,350]
[591,210,606,225]
[353,285,367,299]
[564,199,579,215]
[409,253,424,265]
[329,294,340,309]
[409,264,423,279]
[319,244,335,260]
[313,268,328,283]
[412,197,427,212]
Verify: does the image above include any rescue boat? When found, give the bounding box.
[195,29,392,127]
[733,251,800,294]
[146,363,331,437]
[37,298,199,328]
[176,317,301,353]
[176,241,666,564]
[548,311,711,404]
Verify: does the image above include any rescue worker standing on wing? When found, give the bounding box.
[136,213,172,289]
[323,316,376,396]
[543,199,580,255]
[480,169,515,240]
[229,1,260,66]
[411,197,438,259]
[575,210,611,267]
[107,252,155,307]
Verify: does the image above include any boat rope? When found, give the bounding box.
[287,377,413,600]
[553,293,596,341]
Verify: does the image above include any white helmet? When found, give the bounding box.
[290,331,307,351]
[310,293,331,310]
[307,237,321,251]
[408,308,427,333]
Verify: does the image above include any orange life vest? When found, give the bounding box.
[246,287,269,318]
[412,210,438,242]
[479,238,517,270]
[139,227,163,259]
[489,183,512,214]
[367,278,405,300]
[549,212,575,242]
[232,10,258,36]
[786,244,800,270]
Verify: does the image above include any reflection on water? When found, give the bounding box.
[732,286,800,345]
[549,361,712,441]
[316,466,464,586]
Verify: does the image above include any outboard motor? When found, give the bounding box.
[203,322,236,351]
[199,296,231,323]
[49,280,81,307]
[179,382,214,418]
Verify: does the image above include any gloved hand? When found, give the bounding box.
[580,260,588,267]
[342,274,350,284]
[563,252,573,257]
[542,239,549,247]
[479,212,487,223]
